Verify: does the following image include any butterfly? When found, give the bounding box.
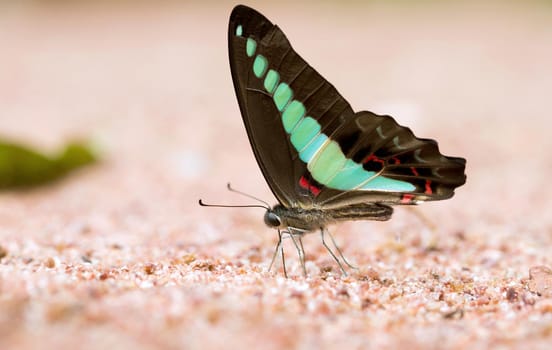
[218,5,466,276]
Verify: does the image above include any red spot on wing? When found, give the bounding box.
[391,157,401,164]
[299,176,321,197]
[400,193,416,204]
[410,167,419,176]
[299,176,309,189]
[310,185,321,196]
[362,154,385,165]
[425,180,433,195]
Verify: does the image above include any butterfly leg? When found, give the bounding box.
[269,228,288,278]
[288,229,307,277]
[324,228,358,270]
[299,235,307,274]
[281,242,288,278]
[320,228,347,275]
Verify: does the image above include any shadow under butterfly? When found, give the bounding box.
[200,5,466,277]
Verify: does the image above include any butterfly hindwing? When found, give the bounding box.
[228,5,466,210]
[316,111,466,207]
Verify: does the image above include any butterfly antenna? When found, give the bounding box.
[226,183,271,209]
[198,199,269,210]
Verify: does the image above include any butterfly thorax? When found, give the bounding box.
[264,203,394,233]
[264,205,329,232]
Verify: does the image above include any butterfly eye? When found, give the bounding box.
[264,211,281,228]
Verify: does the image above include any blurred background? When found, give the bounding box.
[1,1,552,349]
[1,0,551,252]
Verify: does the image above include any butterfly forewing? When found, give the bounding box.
[228,5,466,211]
[229,5,355,209]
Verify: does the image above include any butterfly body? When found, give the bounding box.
[265,203,393,232]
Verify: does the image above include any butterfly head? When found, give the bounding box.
[263,208,282,228]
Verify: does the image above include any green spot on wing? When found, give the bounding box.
[253,55,268,78]
[299,133,327,163]
[264,69,279,94]
[246,38,256,57]
[308,141,347,184]
[282,100,305,133]
[236,25,243,36]
[291,117,321,152]
[273,83,293,111]
[360,176,416,192]
[327,159,375,190]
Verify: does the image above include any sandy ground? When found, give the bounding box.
[1,1,551,349]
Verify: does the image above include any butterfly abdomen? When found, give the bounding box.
[327,203,393,222]
[270,203,393,232]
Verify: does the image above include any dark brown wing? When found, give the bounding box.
[229,5,354,208]
[317,111,466,208]
[228,5,466,211]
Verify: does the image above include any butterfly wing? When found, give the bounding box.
[229,5,355,208]
[316,110,466,208]
[228,5,465,210]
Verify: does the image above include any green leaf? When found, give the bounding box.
[0,139,97,189]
